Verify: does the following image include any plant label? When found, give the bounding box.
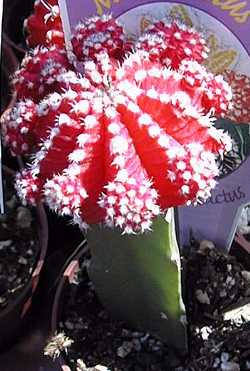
[58,0,250,80]
[178,155,250,250]
[58,0,250,119]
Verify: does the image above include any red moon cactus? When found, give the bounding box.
[24,0,64,48]
[71,14,132,63]
[2,15,232,235]
[12,45,71,102]
[223,70,250,123]
[136,20,209,69]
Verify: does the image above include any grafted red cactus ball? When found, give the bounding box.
[2,14,233,234]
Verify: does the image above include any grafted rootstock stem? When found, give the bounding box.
[88,211,187,350]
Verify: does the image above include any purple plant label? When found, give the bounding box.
[58,0,250,76]
[178,156,250,250]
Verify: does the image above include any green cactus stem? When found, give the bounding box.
[87,209,187,353]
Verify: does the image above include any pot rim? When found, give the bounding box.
[0,166,48,318]
[51,245,87,335]
[50,243,88,370]
[50,244,86,371]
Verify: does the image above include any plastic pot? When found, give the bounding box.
[51,246,87,370]
[0,167,48,350]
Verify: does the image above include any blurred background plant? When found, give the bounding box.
[1,0,34,112]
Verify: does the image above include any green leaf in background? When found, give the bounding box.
[215,118,250,178]
[87,211,187,353]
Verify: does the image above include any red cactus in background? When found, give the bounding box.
[1,100,37,156]
[71,14,132,63]
[136,20,209,69]
[24,0,64,48]
[223,70,250,123]
[12,46,71,102]
[2,15,233,234]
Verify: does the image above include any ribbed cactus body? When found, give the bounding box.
[136,20,209,69]
[12,46,70,102]
[71,14,132,63]
[12,52,232,235]
[2,14,233,235]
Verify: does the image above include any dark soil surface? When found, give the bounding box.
[58,259,172,371]
[53,241,250,371]
[180,242,250,371]
[0,170,39,311]
[231,239,250,271]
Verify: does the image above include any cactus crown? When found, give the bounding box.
[2,1,233,234]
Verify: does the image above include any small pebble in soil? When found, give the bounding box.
[242,271,250,281]
[76,359,87,370]
[117,341,134,358]
[16,206,33,229]
[0,240,12,249]
[195,289,210,304]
